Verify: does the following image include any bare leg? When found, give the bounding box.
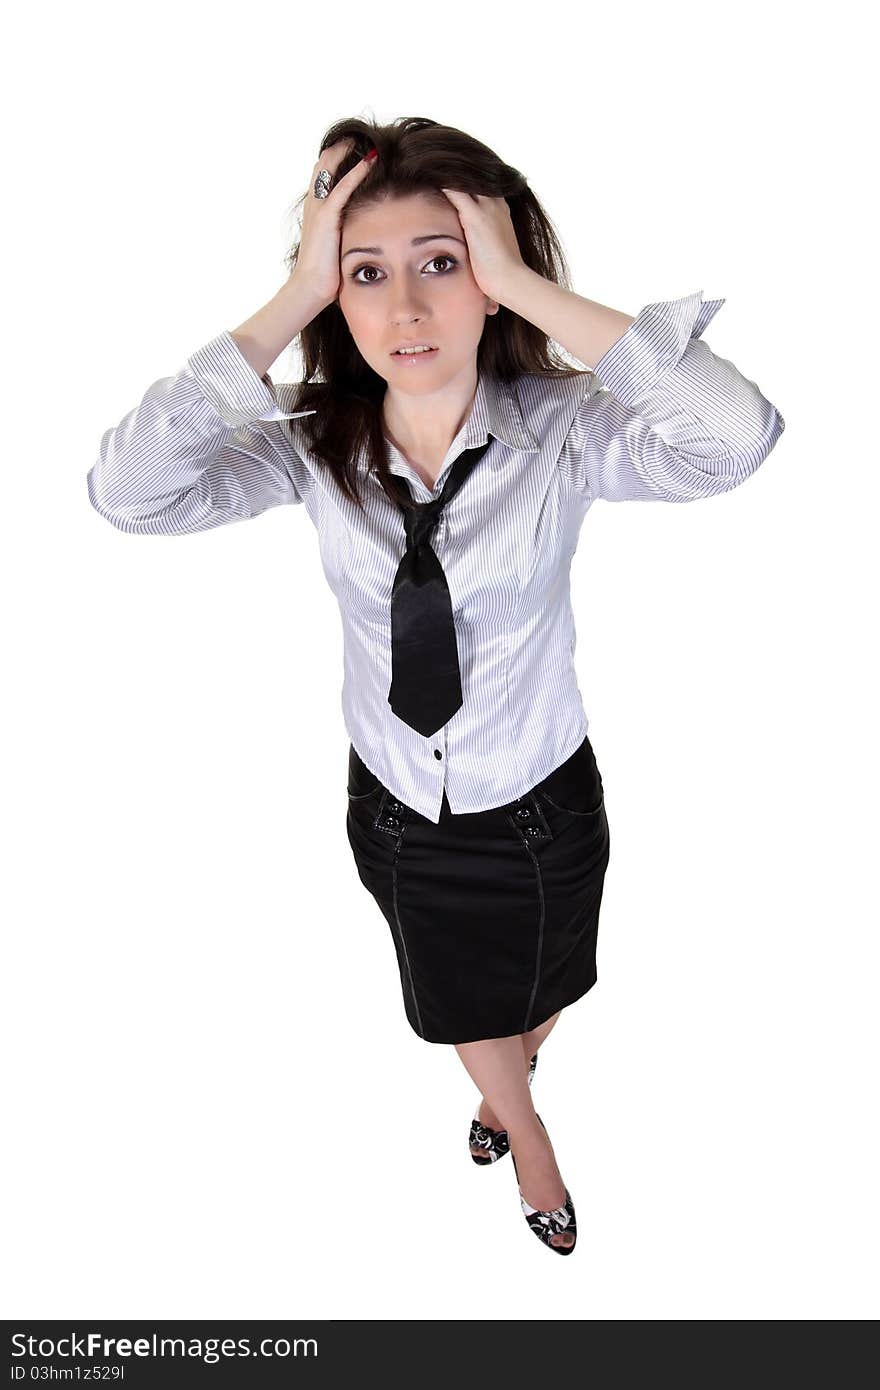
[473,1009,563,1135]
[456,1026,574,1250]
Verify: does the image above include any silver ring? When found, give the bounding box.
[313,169,332,199]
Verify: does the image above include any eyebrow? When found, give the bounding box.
[341,234,466,262]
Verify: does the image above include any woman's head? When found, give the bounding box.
[337,188,499,405]
[284,115,586,510]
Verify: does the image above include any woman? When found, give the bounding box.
[87,116,785,1256]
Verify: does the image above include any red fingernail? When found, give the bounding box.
[365,148,378,162]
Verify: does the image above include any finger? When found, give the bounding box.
[336,149,378,180]
[318,136,355,156]
[313,137,356,171]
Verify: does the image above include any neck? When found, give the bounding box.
[382,361,479,459]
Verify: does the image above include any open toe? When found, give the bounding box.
[510,1116,577,1255]
[469,1113,510,1164]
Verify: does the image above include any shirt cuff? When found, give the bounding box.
[592,290,726,408]
[186,329,318,429]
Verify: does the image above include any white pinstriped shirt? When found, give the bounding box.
[87,290,785,823]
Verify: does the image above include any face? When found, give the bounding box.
[337,192,498,392]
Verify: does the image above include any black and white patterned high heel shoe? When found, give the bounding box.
[510,1114,577,1255]
[468,1051,538,1165]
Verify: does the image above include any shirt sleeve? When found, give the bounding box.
[87,329,318,535]
[557,290,786,502]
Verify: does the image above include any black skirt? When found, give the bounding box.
[345,733,611,1045]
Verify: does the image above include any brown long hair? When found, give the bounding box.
[283,114,588,513]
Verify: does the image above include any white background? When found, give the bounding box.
[4,0,876,1321]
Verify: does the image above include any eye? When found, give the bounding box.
[349,254,459,284]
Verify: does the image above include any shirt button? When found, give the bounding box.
[434,749,442,760]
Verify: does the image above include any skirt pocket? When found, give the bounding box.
[347,743,384,801]
[533,734,604,819]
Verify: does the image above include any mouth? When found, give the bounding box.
[390,345,440,362]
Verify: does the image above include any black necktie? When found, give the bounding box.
[387,440,492,736]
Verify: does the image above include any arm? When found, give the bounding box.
[87,275,326,535]
[502,275,786,503]
[500,271,637,370]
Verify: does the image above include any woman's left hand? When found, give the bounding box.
[440,189,529,304]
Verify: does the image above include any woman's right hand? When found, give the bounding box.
[292,138,377,307]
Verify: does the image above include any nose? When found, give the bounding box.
[389,287,430,325]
